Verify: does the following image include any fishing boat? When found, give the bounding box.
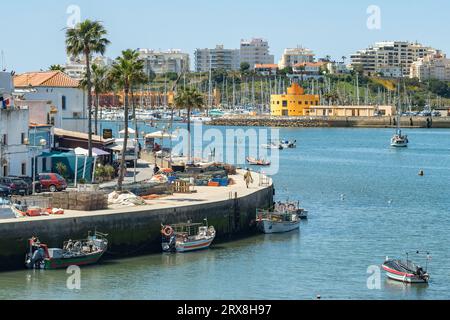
[246,157,271,166]
[280,140,297,149]
[382,252,431,284]
[25,231,108,270]
[161,220,216,253]
[256,208,300,234]
[275,201,309,220]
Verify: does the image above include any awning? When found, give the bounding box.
[119,128,136,135]
[74,147,110,157]
[145,131,177,139]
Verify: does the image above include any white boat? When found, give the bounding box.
[261,142,283,150]
[161,220,216,253]
[280,140,297,149]
[391,87,409,148]
[391,129,409,148]
[382,252,431,284]
[256,209,300,234]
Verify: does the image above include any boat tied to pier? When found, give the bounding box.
[25,231,108,270]
[382,252,431,284]
[161,219,216,253]
[275,201,309,220]
[256,207,301,234]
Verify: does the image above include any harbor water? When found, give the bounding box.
[1,127,450,300]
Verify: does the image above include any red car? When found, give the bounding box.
[38,173,68,192]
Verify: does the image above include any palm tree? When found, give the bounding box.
[80,64,110,135]
[109,49,147,192]
[174,87,205,163]
[65,20,110,157]
[49,64,66,72]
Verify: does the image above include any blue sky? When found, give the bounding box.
[1,0,448,72]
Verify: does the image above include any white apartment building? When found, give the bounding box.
[351,41,436,77]
[138,49,190,75]
[0,72,30,177]
[64,55,113,81]
[240,38,274,70]
[194,45,240,72]
[278,47,315,69]
[410,51,450,81]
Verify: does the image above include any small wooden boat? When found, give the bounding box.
[382,252,431,284]
[25,231,108,270]
[161,220,216,253]
[256,209,300,234]
[246,157,271,166]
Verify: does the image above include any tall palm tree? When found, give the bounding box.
[174,87,205,163]
[109,49,147,192]
[66,20,110,157]
[80,64,110,135]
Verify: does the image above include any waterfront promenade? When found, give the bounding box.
[0,170,274,270]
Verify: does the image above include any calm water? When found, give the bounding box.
[1,127,450,300]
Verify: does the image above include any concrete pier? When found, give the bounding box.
[0,171,274,270]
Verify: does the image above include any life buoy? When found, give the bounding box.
[161,226,174,237]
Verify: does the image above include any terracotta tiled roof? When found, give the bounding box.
[14,71,79,88]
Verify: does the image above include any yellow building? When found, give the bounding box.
[271,83,320,116]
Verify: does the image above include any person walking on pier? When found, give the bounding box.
[244,169,254,189]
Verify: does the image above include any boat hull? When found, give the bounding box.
[258,220,300,234]
[382,264,429,284]
[28,251,105,270]
[175,236,215,253]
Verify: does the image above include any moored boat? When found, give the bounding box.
[25,231,108,270]
[275,201,309,220]
[256,208,300,234]
[261,142,283,150]
[382,252,431,284]
[161,220,216,253]
[280,139,297,149]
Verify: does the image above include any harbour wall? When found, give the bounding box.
[0,184,274,271]
[208,116,450,129]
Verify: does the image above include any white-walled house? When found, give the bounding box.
[14,71,88,133]
[0,72,31,177]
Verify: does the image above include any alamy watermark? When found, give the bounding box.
[367,5,381,30]
[171,123,281,175]
[367,265,381,290]
[66,4,81,29]
[66,265,81,290]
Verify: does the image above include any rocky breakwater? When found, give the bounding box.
[209,117,329,128]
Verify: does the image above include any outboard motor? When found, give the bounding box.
[25,248,45,269]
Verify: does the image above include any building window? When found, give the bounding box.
[21,163,27,175]
[21,133,26,144]
[2,165,8,177]
[62,96,67,110]
[282,101,288,107]
[1,134,7,145]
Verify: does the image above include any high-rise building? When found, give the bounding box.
[351,41,437,77]
[194,45,240,72]
[410,51,450,81]
[138,49,190,76]
[64,55,113,81]
[278,47,315,69]
[240,38,274,70]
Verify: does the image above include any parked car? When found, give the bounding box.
[0,177,29,196]
[38,173,68,192]
[0,184,12,197]
[10,176,42,194]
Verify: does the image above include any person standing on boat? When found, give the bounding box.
[153,163,160,176]
[244,169,254,189]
